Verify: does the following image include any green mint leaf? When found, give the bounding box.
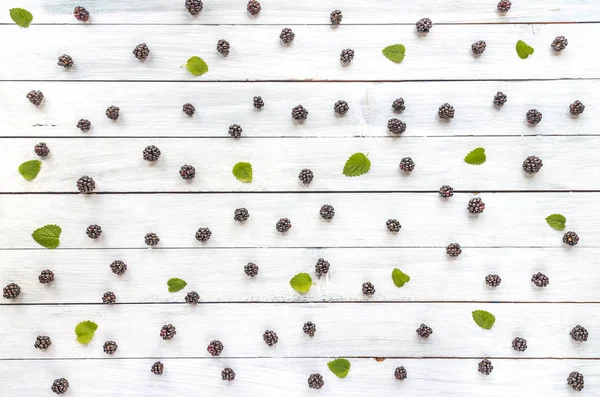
[327,358,351,378]
[464,147,486,165]
[516,40,534,59]
[167,278,187,292]
[75,320,98,344]
[391,268,411,288]
[343,152,371,177]
[186,56,209,76]
[382,44,406,63]
[232,162,253,183]
[545,214,566,230]
[31,224,62,249]
[9,8,33,27]
[18,160,41,181]
[472,310,496,330]
[289,272,313,294]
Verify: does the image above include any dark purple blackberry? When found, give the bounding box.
[110,260,127,275]
[512,337,527,351]
[478,359,493,375]
[183,103,195,116]
[563,231,579,246]
[207,340,224,356]
[35,335,52,350]
[102,291,116,304]
[143,145,161,162]
[27,90,44,106]
[570,325,588,342]
[526,109,542,125]
[253,96,264,109]
[568,371,584,391]
[522,156,543,174]
[298,168,314,185]
[103,340,118,355]
[77,175,96,193]
[234,207,250,222]
[34,142,50,158]
[244,262,259,277]
[334,100,349,115]
[485,274,501,288]
[308,373,324,389]
[86,224,102,239]
[340,48,355,64]
[247,0,261,15]
[531,272,549,288]
[73,6,90,21]
[439,185,454,198]
[292,105,308,121]
[280,28,295,44]
[392,98,405,112]
[471,41,487,55]
[388,118,406,135]
[263,330,279,346]
[551,36,568,52]
[467,197,485,214]
[160,324,176,340]
[362,281,375,296]
[315,258,330,278]
[217,39,230,55]
[386,219,401,232]
[493,91,507,106]
[303,321,316,337]
[221,367,236,381]
[51,378,69,394]
[416,18,433,33]
[320,204,335,220]
[133,43,150,60]
[144,232,160,246]
[497,0,512,12]
[105,105,120,120]
[57,54,73,68]
[179,164,196,180]
[330,10,342,25]
[195,227,212,242]
[185,291,200,304]
[569,100,585,116]
[399,157,415,172]
[228,124,243,138]
[438,103,455,119]
[39,269,55,284]
[394,366,407,380]
[185,0,203,15]
[416,323,433,338]
[446,243,462,257]
[151,361,164,375]
[276,218,291,233]
[77,119,91,132]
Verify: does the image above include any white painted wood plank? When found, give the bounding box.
[2,80,598,138]
[1,248,598,304]
[1,25,598,81]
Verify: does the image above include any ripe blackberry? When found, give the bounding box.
[280,28,295,44]
[221,367,236,381]
[77,119,91,132]
[551,36,568,52]
[485,274,501,287]
[386,219,401,232]
[292,105,308,120]
[388,118,406,134]
[207,340,224,356]
[144,232,160,246]
[179,164,196,180]
[143,145,161,162]
[416,323,433,338]
[340,48,355,64]
[568,371,584,391]
[35,335,52,350]
[234,208,250,222]
[493,91,507,106]
[569,100,585,116]
[298,169,314,185]
[133,43,150,60]
[185,0,203,15]
[247,0,261,15]
[185,291,200,304]
[303,321,316,337]
[531,272,549,288]
[497,0,512,12]
[439,185,454,198]
[102,291,116,304]
[263,330,279,346]
[57,54,73,69]
[34,142,50,158]
[512,337,527,351]
[392,98,405,112]
[183,103,195,116]
[570,325,588,342]
[399,157,415,172]
[308,373,324,389]
[478,359,493,375]
[217,39,230,55]
[103,341,118,355]
[526,109,542,125]
[110,260,127,275]
[195,227,212,242]
[467,197,485,214]
[362,281,375,296]
[334,100,349,115]
[563,231,579,246]
[27,90,44,106]
[39,269,55,284]
[276,218,292,233]
[244,262,259,277]
[522,156,543,174]
[105,105,120,120]
[446,243,462,257]
[438,103,455,119]
[320,204,335,220]
[86,224,102,239]
[330,10,342,25]
[394,366,407,380]
[228,124,243,138]
[51,378,69,394]
[73,6,90,21]
[160,324,177,340]
[151,361,164,375]
[471,41,487,55]
[3,283,21,299]
[77,175,96,193]
[315,258,330,278]
[253,96,264,109]
[416,18,433,33]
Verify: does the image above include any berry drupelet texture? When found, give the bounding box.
[568,371,584,391]
[522,156,543,174]
[330,9,342,24]
[303,321,316,337]
[569,100,585,116]
[485,274,501,288]
[394,366,407,380]
[160,324,177,340]
[512,337,528,352]
[438,103,455,119]
[39,269,55,284]
[207,340,224,356]
[308,373,324,389]
[551,36,568,52]
[416,18,433,33]
[51,378,69,394]
[57,54,74,68]
[185,0,203,15]
[77,176,96,193]
[77,119,91,132]
[179,164,196,180]
[35,335,52,350]
[105,105,120,120]
[570,325,589,342]
[340,48,355,64]
[386,219,401,232]
[34,142,50,158]
[253,96,264,109]
[526,109,542,125]
[563,231,579,246]
[73,6,90,21]
[320,204,335,220]
[110,260,127,275]
[27,90,44,106]
[298,168,314,185]
[144,232,160,246]
[151,361,164,375]
[388,118,406,135]
[103,341,118,355]
[217,39,230,55]
[221,367,236,381]
[471,41,487,55]
[86,224,102,239]
[497,0,512,12]
[531,272,549,288]
[334,100,349,115]
[280,28,295,44]
[493,91,507,106]
[439,185,454,198]
[399,157,415,172]
[292,105,308,121]
[244,262,259,277]
[195,227,212,242]
[228,124,243,138]
[247,0,261,15]
[234,207,250,222]
[263,330,279,346]
[143,145,161,162]
[446,243,462,257]
[276,218,292,233]
[102,291,116,304]
[478,359,493,375]
[362,281,376,296]
[467,197,485,214]
[392,97,405,112]
[183,103,195,116]
[185,291,200,304]
[315,258,330,278]
[133,43,150,60]
[416,323,433,338]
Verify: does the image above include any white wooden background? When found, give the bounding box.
[1,1,599,396]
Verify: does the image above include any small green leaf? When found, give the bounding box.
[545,214,566,230]
[343,153,371,177]
[472,310,496,330]
[31,224,62,249]
[18,160,41,181]
[289,272,313,294]
[516,40,534,59]
[75,320,98,344]
[9,8,33,27]
[186,56,209,76]
[392,268,411,288]
[232,162,253,183]
[327,358,351,378]
[382,44,406,63]
[167,278,187,292]
[464,147,486,165]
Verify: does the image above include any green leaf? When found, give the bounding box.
[18,160,41,181]
[31,224,62,249]
[327,358,351,378]
[545,214,566,230]
[516,40,534,59]
[75,320,98,344]
[186,56,209,76]
[343,153,371,177]
[289,272,313,294]
[392,268,411,288]
[167,278,187,292]
[9,8,33,27]
[464,147,486,165]
[382,44,406,63]
[232,162,253,183]
[472,310,496,330]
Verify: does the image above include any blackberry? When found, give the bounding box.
[105,105,120,120]
[110,260,127,275]
[568,371,584,391]
[570,325,588,342]
[292,105,308,120]
[51,378,69,394]
[551,36,568,52]
[160,324,177,340]
[195,227,212,242]
[531,272,549,288]
[57,54,73,68]
[183,103,195,116]
[399,157,415,172]
[439,185,454,198]
[77,119,91,132]
[446,243,462,257]
[394,366,407,380]
[102,291,116,304]
[478,359,493,375]
[132,43,150,60]
[3,283,20,299]
[315,258,330,278]
[485,274,501,287]
[77,175,96,193]
[179,164,196,180]
[387,118,406,135]
[234,207,250,222]
[217,39,230,55]
[308,373,324,389]
[103,341,118,355]
[221,367,236,381]
[438,103,455,119]
[340,48,355,64]
[386,219,401,232]
[143,145,161,162]
[334,100,349,115]
[330,10,342,25]
[392,98,405,112]
[280,28,295,44]
[207,340,224,356]
[276,218,292,233]
[35,335,52,350]
[493,91,507,106]
[512,337,527,351]
[244,262,259,277]
[39,269,55,284]
[247,0,261,15]
[471,41,487,55]
[73,6,90,21]
[569,100,585,116]
[34,142,50,158]
[522,155,543,174]
[228,124,243,138]
[563,231,579,246]
[416,18,433,33]
[86,224,102,239]
[298,169,314,185]
[185,0,203,15]
[151,361,164,375]
[303,321,316,337]
[467,197,485,214]
[362,281,376,296]
[497,0,512,12]
[253,96,264,109]
[320,204,335,220]
[526,109,542,125]
[27,90,44,106]
[263,330,279,346]
[144,232,160,246]
[416,323,433,338]
[185,291,200,304]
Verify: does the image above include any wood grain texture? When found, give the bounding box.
[2,80,598,138]
[1,248,598,304]
[1,24,599,81]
